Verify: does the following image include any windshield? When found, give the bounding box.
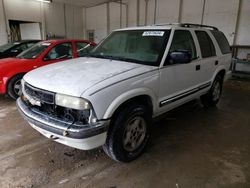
[17,42,51,59]
[0,42,19,53]
[88,30,170,66]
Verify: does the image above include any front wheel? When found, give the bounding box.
[7,75,24,100]
[201,75,223,107]
[103,104,152,162]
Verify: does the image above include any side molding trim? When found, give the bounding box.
[159,82,211,107]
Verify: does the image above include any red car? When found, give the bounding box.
[0,39,96,99]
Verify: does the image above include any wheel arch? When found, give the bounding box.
[102,88,156,120]
[217,69,226,79]
[212,67,226,83]
[6,72,26,91]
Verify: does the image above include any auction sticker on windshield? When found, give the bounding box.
[142,31,165,36]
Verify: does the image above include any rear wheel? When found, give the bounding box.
[7,75,24,100]
[201,75,223,107]
[103,103,151,162]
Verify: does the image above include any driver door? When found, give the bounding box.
[158,29,203,113]
[41,42,73,66]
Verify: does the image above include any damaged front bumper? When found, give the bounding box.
[17,98,109,150]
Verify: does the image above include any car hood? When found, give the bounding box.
[0,58,17,65]
[0,57,31,67]
[24,57,155,97]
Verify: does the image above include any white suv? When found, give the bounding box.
[17,23,231,162]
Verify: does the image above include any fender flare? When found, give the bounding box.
[211,65,226,83]
[103,88,157,119]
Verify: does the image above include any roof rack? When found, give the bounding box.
[153,23,219,31]
[154,23,181,27]
[181,23,219,31]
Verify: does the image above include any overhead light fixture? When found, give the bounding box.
[36,0,52,3]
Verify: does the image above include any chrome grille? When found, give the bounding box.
[23,83,89,125]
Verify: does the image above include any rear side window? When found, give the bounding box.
[211,31,230,54]
[195,31,216,58]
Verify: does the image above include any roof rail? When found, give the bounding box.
[153,22,219,31]
[180,23,219,30]
[153,23,181,27]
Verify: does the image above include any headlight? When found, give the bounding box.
[55,94,90,110]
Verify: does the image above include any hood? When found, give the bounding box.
[0,58,17,65]
[0,57,31,67]
[24,57,154,97]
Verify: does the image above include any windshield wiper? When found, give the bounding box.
[86,54,144,64]
[85,54,109,59]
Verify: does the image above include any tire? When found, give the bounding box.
[103,103,152,162]
[201,75,223,107]
[7,74,24,100]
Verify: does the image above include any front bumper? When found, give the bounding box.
[17,98,109,150]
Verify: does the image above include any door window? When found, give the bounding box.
[169,30,197,62]
[195,31,216,58]
[211,30,230,54]
[44,43,72,61]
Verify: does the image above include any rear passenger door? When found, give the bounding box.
[194,30,218,84]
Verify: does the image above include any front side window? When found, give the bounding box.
[195,31,216,58]
[17,42,51,59]
[169,30,197,60]
[88,30,171,66]
[44,43,73,61]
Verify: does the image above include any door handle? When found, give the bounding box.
[215,60,219,65]
[33,66,38,68]
[196,65,201,71]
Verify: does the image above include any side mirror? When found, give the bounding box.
[168,50,192,64]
